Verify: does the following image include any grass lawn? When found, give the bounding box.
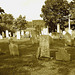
[0,39,75,75]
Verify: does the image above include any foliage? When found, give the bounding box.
[0,7,5,21]
[1,13,14,24]
[70,0,75,20]
[0,7,5,14]
[40,0,70,32]
[13,15,27,30]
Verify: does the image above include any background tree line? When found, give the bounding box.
[0,7,27,33]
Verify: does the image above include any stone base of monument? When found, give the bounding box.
[9,42,19,56]
[56,48,70,61]
[36,47,50,58]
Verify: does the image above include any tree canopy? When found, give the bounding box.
[0,7,5,14]
[13,15,27,30]
[40,0,70,32]
[1,13,14,24]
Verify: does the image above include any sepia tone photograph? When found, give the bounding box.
[0,0,75,75]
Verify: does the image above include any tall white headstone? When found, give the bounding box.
[0,35,3,39]
[17,31,20,39]
[21,30,24,36]
[69,15,70,30]
[6,30,9,38]
[57,24,60,33]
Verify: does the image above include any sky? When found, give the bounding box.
[0,0,73,21]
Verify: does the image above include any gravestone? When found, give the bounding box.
[63,31,66,35]
[56,48,70,61]
[64,32,72,46]
[21,30,24,38]
[2,32,4,38]
[9,32,11,37]
[17,31,20,39]
[41,27,48,35]
[9,39,19,56]
[57,24,60,33]
[37,35,51,58]
[0,35,3,39]
[13,33,15,37]
[6,30,9,38]
[25,31,29,38]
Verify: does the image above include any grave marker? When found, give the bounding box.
[56,48,70,61]
[9,39,19,56]
[2,32,4,38]
[17,31,20,39]
[57,24,60,33]
[9,32,11,37]
[37,35,51,58]
[21,30,24,38]
[6,30,9,38]
[0,35,3,39]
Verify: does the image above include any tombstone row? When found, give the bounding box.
[0,30,32,39]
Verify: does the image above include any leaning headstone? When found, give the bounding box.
[17,31,20,39]
[37,35,50,58]
[56,48,70,61]
[9,39,19,56]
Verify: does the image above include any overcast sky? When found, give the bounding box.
[0,0,72,21]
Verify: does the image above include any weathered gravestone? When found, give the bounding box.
[64,32,72,46]
[2,32,4,38]
[36,35,51,58]
[9,39,19,56]
[56,48,70,61]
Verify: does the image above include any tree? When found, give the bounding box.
[0,7,5,14]
[70,0,75,20]
[67,0,75,30]
[0,7,5,21]
[1,13,14,24]
[13,15,27,30]
[40,0,70,32]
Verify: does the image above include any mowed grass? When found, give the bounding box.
[0,39,41,75]
[0,39,75,75]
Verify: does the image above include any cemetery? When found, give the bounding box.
[0,0,75,74]
[0,24,74,74]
